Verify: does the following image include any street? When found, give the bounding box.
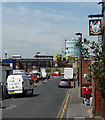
[2,77,71,118]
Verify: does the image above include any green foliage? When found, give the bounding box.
[76,38,105,100]
[95,112,102,117]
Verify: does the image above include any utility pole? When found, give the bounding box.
[75,33,82,97]
[88,1,105,115]
[103,0,105,44]
[102,0,105,67]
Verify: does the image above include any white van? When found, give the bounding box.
[6,74,34,96]
[42,72,47,79]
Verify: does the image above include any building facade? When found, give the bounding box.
[65,38,80,58]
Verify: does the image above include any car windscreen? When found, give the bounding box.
[61,79,69,82]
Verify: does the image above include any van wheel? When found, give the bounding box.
[30,89,34,96]
[26,90,29,96]
[23,89,27,96]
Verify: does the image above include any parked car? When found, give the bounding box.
[50,71,60,76]
[31,72,42,83]
[58,78,71,87]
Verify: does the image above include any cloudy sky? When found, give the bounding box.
[2,1,102,58]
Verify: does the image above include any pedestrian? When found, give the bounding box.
[83,86,92,98]
[83,86,92,106]
[47,74,49,80]
[73,73,76,88]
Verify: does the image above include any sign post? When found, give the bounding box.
[89,19,102,36]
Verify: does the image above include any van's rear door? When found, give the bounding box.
[8,75,22,91]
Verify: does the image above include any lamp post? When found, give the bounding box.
[75,32,82,97]
[5,53,7,59]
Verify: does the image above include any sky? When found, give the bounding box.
[1,1,102,58]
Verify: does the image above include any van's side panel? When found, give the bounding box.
[23,75,30,90]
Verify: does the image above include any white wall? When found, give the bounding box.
[0,66,13,93]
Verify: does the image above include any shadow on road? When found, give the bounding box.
[58,86,73,89]
[4,93,39,99]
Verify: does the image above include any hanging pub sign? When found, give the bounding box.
[89,19,102,36]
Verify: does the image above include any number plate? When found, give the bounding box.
[64,83,67,84]
[9,91,14,93]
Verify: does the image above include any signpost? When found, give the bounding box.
[89,19,102,36]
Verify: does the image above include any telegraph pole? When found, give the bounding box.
[103,0,105,44]
[88,1,105,115]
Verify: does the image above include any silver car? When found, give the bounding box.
[58,78,71,87]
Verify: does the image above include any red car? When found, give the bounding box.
[50,72,60,76]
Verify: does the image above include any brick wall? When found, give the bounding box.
[99,97,105,118]
[78,59,91,85]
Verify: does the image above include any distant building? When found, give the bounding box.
[2,59,16,69]
[12,55,21,59]
[65,38,80,58]
[33,52,53,60]
[1,53,53,73]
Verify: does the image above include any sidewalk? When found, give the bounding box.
[67,83,92,119]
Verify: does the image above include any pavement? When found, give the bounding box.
[0,101,2,120]
[67,81,93,119]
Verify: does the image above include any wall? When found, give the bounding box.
[99,97,105,118]
[78,59,91,85]
[99,1,105,118]
[93,67,105,119]
[1,66,13,84]
[0,66,13,98]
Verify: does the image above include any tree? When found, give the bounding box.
[76,38,105,100]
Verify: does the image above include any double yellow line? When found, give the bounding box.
[56,89,71,120]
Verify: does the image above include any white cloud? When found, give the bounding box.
[2,2,99,58]
[33,9,83,22]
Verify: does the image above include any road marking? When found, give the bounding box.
[56,89,71,120]
[56,91,68,119]
[60,93,70,120]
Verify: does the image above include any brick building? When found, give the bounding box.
[78,59,91,85]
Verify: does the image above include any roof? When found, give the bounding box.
[34,53,53,57]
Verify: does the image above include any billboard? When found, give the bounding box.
[89,19,102,36]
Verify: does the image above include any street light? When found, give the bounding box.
[75,32,82,97]
[5,53,7,59]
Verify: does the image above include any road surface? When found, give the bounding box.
[2,77,71,119]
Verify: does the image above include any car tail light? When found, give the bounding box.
[22,82,24,88]
[67,82,70,84]
[59,82,61,83]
